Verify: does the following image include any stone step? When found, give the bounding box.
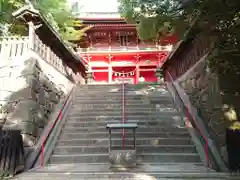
[71,103,177,109]
[73,100,174,107]
[69,109,180,114]
[49,153,202,164]
[64,120,185,128]
[15,172,232,180]
[67,115,183,120]
[76,93,169,97]
[14,172,231,180]
[75,90,169,93]
[71,107,178,112]
[63,126,188,133]
[73,100,175,105]
[56,138,193,146]
[59,132,190,140]
[71,104,176,109]
[75,86,164,91]
[74,95,172,99]
[53,145,197,155]
[66,116,185,123]
[68,111,182,117]
[29,163,214,174]
[73,98,174,102]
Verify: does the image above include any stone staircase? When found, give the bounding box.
[15,84,234,179]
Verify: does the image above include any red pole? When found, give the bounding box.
[205,136,209,167]
[59,111,62,120]
[122,78,125,150]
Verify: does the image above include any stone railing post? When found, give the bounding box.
[28,22,35,50]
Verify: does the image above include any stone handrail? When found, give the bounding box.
[0,33,73,78]
[165,70,228,172]
[25,85,75,169]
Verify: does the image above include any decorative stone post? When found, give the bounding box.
[155,68,164,84]
[85,65,94,84]
[86,71,94,84]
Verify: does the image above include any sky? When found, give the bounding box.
[69,0,119,12]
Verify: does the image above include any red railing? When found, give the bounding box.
[122,79,125,149]
[166,70,211,168]
[40,88,73,167]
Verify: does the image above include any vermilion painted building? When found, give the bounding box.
[75,12,178,84]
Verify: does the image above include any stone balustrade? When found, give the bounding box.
[0,33,74,77]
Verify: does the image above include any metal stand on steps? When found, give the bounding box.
[106,123,138,169]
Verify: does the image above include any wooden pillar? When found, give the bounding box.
[108,65,112,83]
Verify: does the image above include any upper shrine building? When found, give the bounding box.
[70,0,178,84]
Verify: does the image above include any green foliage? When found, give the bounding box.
[0,0,25,35]
[33,0,89,43]
[118,0,187,41]
[0,0,88,45]
[119,0,240,75]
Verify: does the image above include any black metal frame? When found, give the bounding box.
[106,123,138,151]
[0,130,25,177]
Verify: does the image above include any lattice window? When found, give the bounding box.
[166,33,212,80]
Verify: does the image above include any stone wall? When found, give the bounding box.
[175,56,228,162]
[0,51,74,154]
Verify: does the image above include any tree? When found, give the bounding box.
[118,0,240,73]
[0,0,26,35]
[118,0,188,41]
[0,0,89,46]
[33,0,90,44]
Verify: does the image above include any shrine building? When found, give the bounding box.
[73,10,178,84]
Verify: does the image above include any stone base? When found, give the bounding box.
[109,149,136,169]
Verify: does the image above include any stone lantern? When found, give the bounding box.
[86,71,93,84]
[86,65,94,84]
[155,68,164,84]
[139,77,145,84]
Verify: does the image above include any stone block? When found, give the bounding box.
[48,101,55,112]
[22,134,36,147]
[10,74,39,100]
[43,106,50,119]
[109,150,137,168]
[39,73,51,92]
[9,86,37,101]
[49,90,59,103]
[19,58,39,77]
[19,121,38,136]
[36,106,48,128]
[37,87,45,106]
[5,99,38,125]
